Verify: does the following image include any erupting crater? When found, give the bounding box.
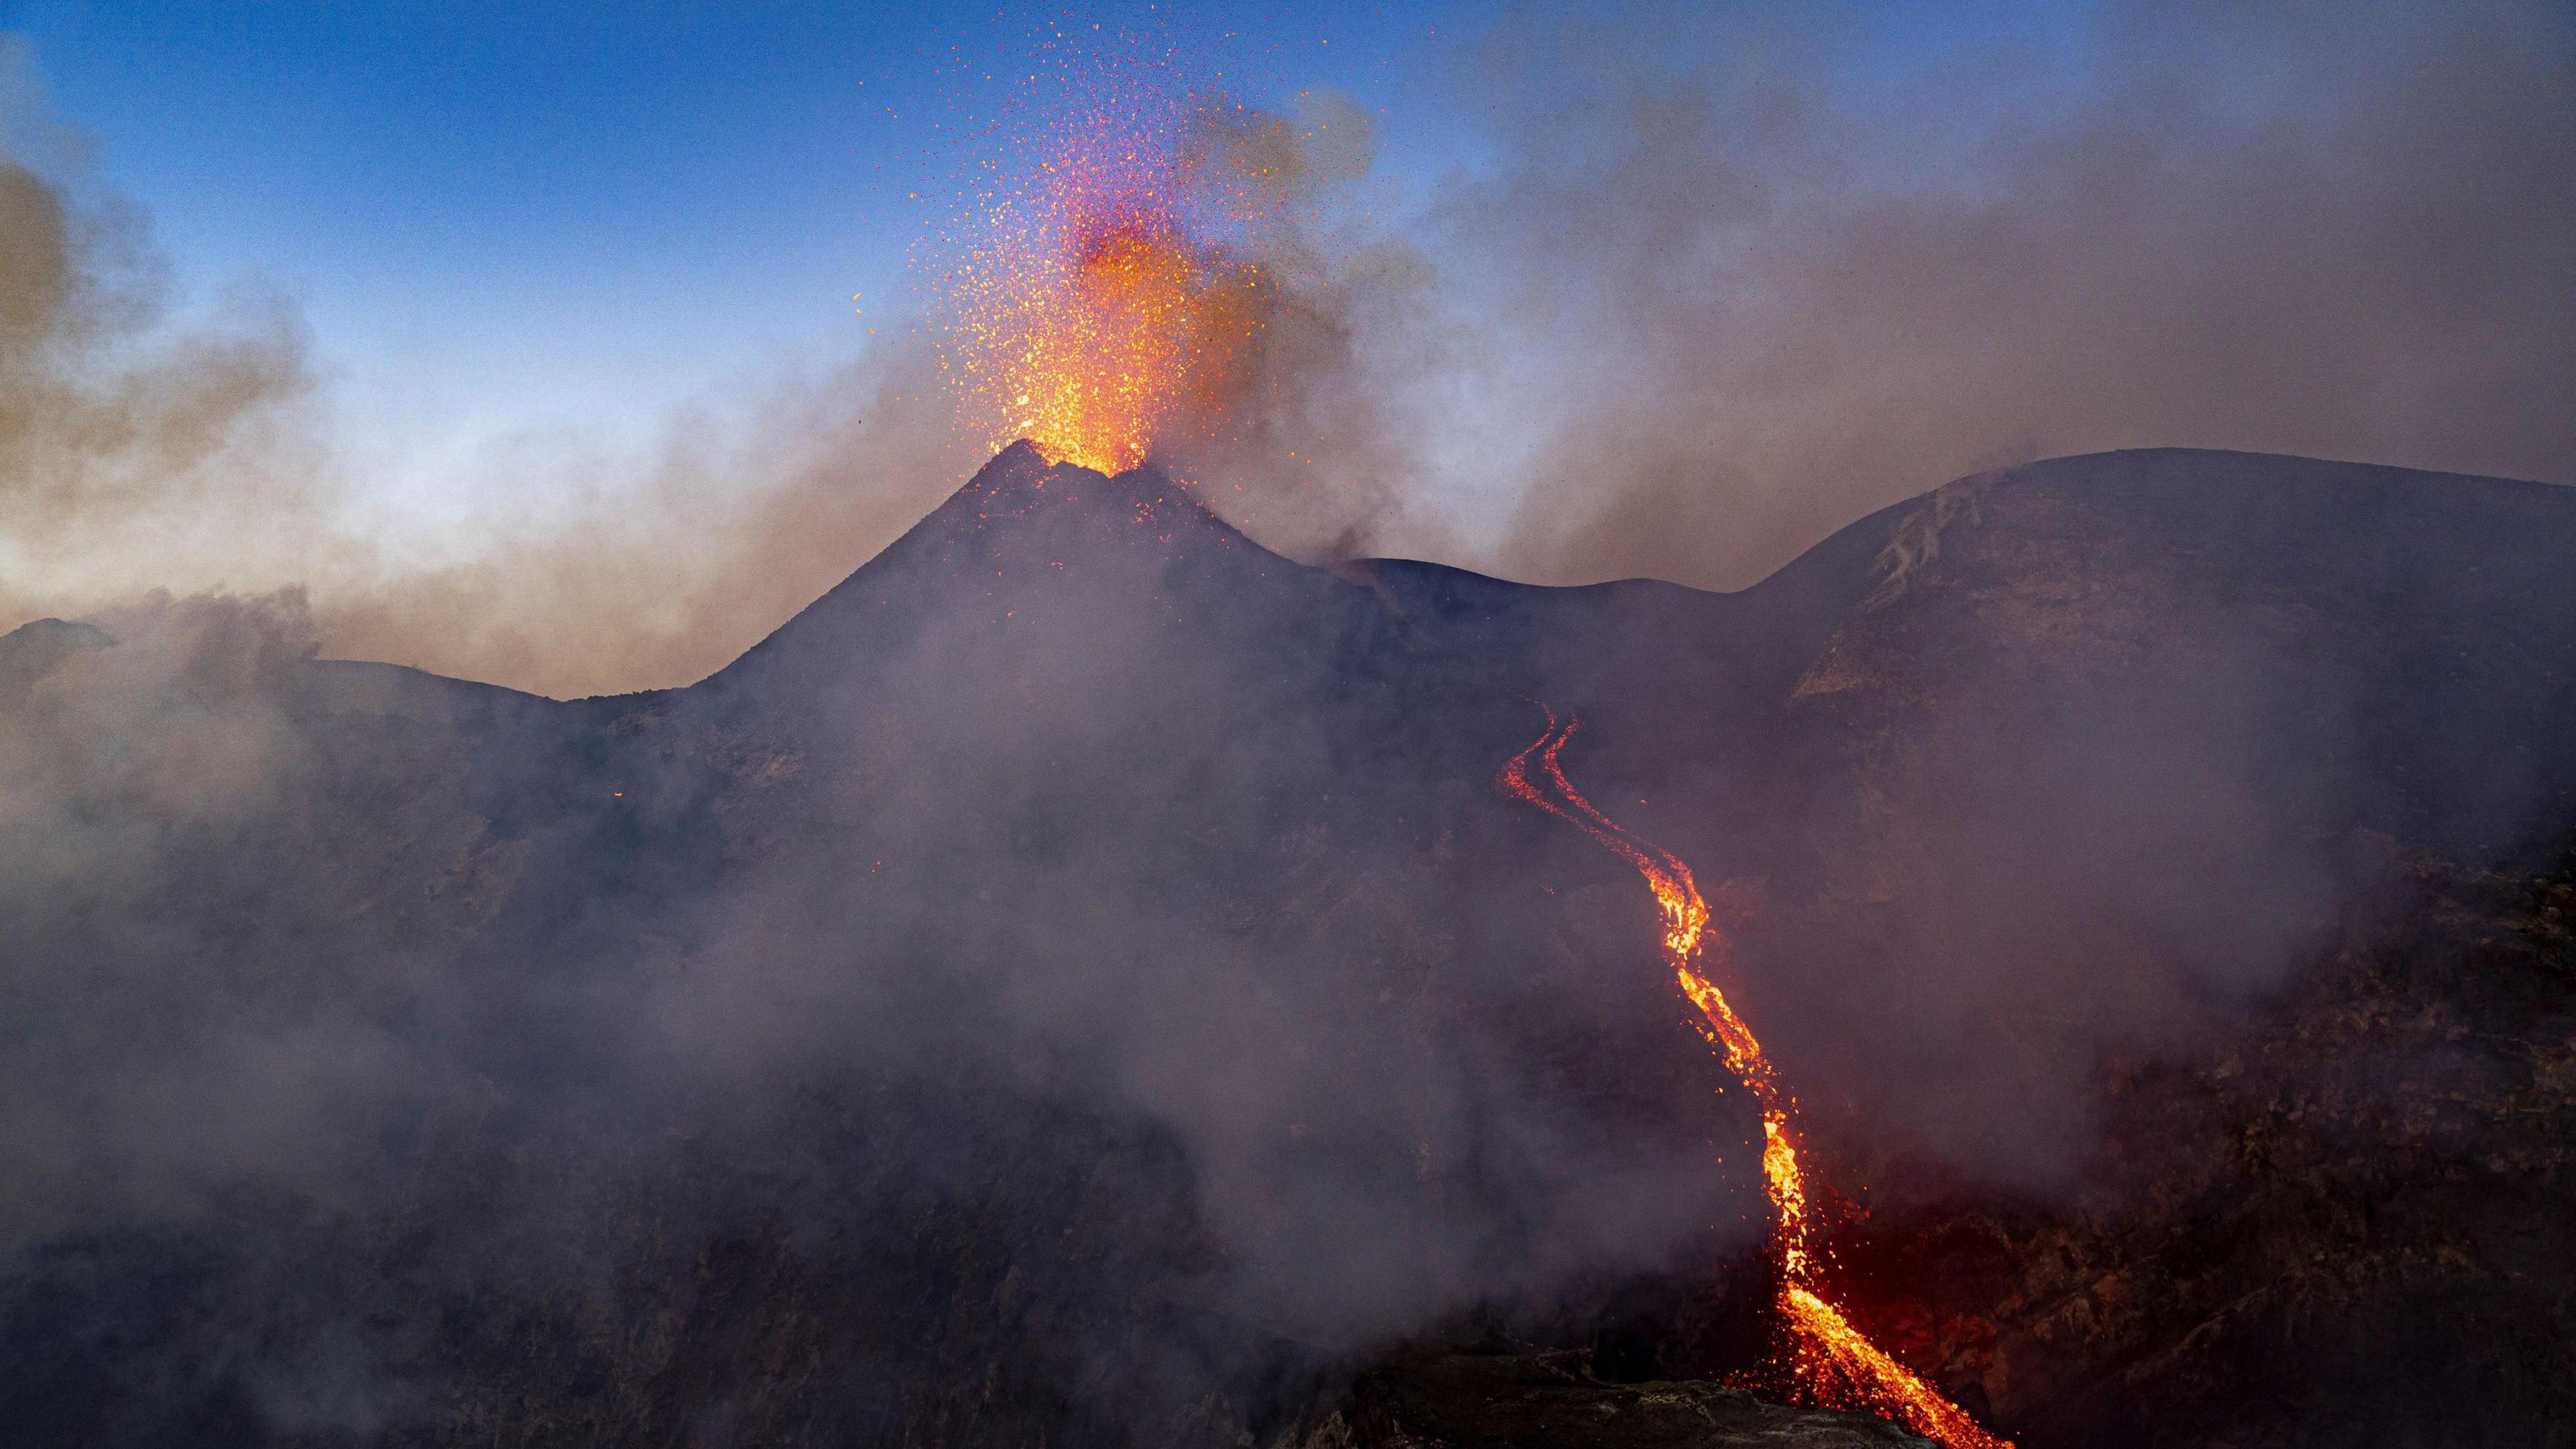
[927,68,2016,1449]
[942,105,1270,475]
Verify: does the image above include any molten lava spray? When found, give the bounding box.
[943,100,1271,474]
[1503,709,2011,1449]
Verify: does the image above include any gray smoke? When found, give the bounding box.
[0,44,982,700]
[1246,0,2575,590]
[0,85,316,613]
[9,5,2568,695]
[0,544,1758,1439]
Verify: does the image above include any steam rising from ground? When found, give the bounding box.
[15,449,2567,1442]
[0,555,1759,1436]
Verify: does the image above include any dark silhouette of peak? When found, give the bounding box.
[697,443,1348,707]
[853,441,1258,580]
[0,616,114,649]
[668,443,2576,874]
[0,616,115,705]
[960,441,1239,525]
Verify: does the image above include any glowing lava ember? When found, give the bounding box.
[1503,709,2012,1449]
[944,112,1267,474]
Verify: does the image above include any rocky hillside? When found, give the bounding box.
[0,447,2569,1447]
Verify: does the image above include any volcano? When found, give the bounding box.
[3,447,2572,1448]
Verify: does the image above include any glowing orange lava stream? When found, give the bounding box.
[1501,708,2011,1449]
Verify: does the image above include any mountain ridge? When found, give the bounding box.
[5,445,2575,1447]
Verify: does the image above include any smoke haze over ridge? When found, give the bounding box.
[1,2,2569,694]
[1366,0,2576,590]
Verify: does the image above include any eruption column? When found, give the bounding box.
[942,101,1269,475]
[1501,709,2010,1449]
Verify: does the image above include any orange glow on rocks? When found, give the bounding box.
[1503,709,2011,1449]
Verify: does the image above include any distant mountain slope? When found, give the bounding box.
[1781,448,2576,860]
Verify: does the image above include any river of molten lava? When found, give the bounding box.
[1501,710,2011,1449]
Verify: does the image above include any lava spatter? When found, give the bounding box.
[939,89,1270,476]
[1502,708,2010,1449]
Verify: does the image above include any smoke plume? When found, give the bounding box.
[1205,0,2575,589]
[0,93,317,616]
[0,46,984,698]
[11,5,2568,695]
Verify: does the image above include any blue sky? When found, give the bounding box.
[3,3,1495,476]
[33,0,2553,702]
[16,0,2382,699]
[2,3,2094,472]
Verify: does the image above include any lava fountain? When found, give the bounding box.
[942,101,1271,474]
[1503,708,2011,1449]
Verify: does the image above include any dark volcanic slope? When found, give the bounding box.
[1693,451,2576,1179]
[699,442,1353,712]
[1,446,2571,1449]
[1780,448,2576,858]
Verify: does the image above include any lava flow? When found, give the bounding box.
[1501,708,2010,1449]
